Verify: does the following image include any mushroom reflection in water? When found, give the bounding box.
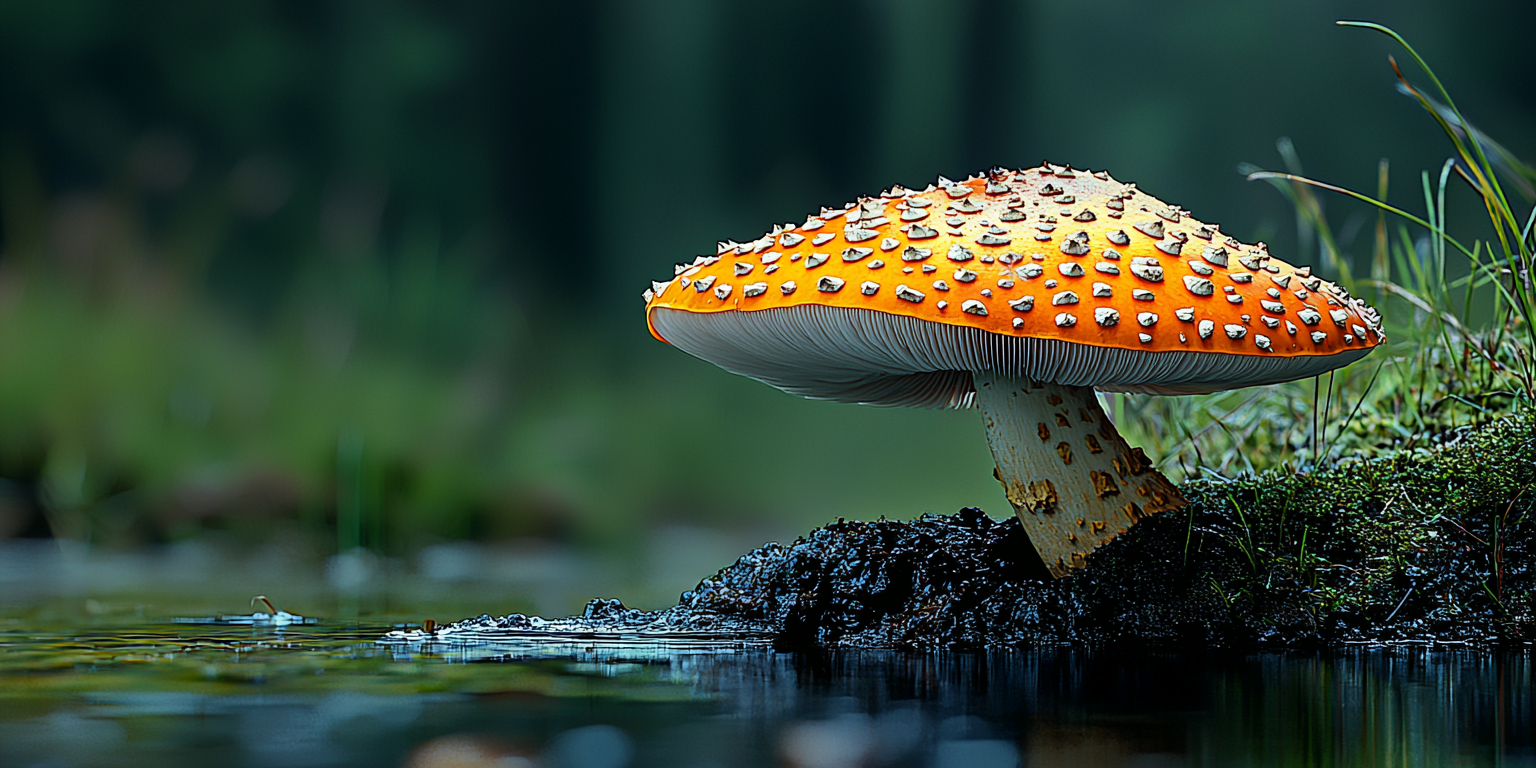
[643,165,1384,577]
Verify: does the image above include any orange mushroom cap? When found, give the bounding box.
[644,165,1384,403]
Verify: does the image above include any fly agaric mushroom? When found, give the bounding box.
[643,165,1384,577]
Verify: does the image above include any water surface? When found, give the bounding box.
[1,613,1532,767]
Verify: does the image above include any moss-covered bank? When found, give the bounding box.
[444,413,1536,649]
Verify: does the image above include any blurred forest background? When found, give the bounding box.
[0,0,1532,614]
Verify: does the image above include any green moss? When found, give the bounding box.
[1083,411,1536,645]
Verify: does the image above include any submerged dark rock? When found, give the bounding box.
[441,413,1536,649]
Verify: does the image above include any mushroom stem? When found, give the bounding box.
[973,371,1185,578]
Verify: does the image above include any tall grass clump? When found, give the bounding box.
[1118,22,1536,481]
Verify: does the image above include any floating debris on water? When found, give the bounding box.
[172,612,317,626]
[174,595,317,626]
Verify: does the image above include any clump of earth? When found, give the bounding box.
[435,414,1536,649]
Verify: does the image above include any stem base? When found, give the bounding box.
[973,371,1185,578]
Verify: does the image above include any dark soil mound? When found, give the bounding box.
[443,414,1536,649]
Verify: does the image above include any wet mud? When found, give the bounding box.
[444,414,1536,649]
